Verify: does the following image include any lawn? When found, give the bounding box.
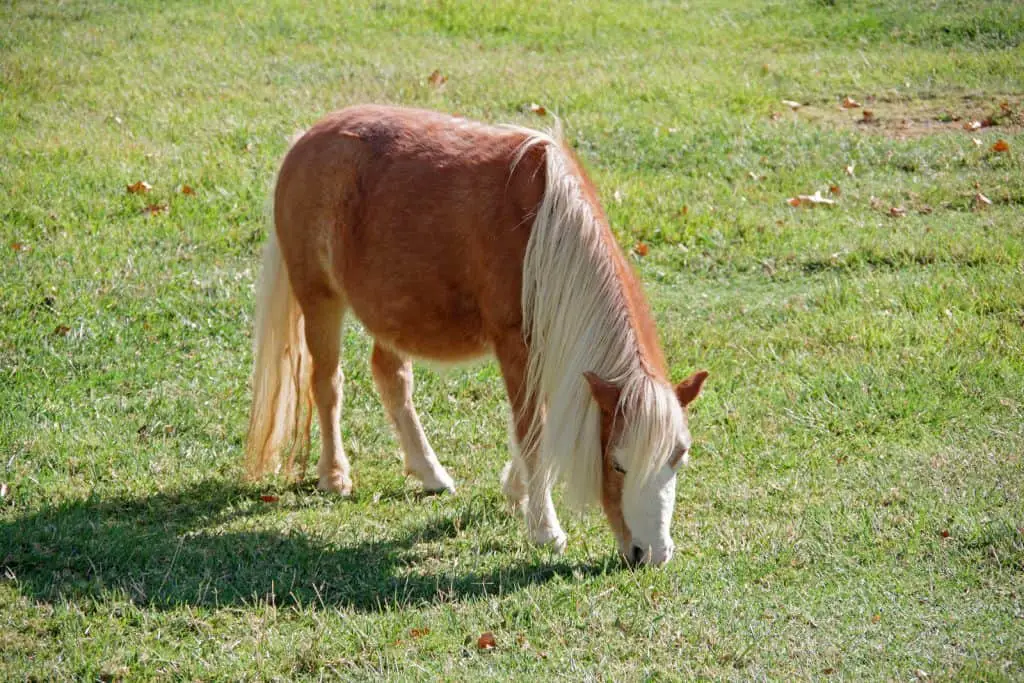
[2,0,1023,679]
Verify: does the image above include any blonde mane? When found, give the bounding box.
[516,130,684,509]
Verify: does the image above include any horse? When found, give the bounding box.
[245,105,707,567]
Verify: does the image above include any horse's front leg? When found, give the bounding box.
[495,333,567,553]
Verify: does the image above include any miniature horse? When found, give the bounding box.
[246,105,707,566]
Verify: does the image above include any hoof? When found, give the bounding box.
[317,473,353,496]
[532,527,568,555]
[408,467,456,495]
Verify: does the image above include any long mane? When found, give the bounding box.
[515,129,684,509]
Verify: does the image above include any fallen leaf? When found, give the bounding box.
[845,163,855,177]
[889,206,906,218]
[992,139,1010,153]
[53,325,71,336]
[427,69,447,88]
[10,241,27,252]
[477,632,497,650]
[787,191,835,207]
[1000,101,1012,115]
[781,99,802,110]
[634,242,649,257]
[841,96,861,109]
[260,495,280,503]
[829,184,841,196]
[770,111,782,121]
[142,203,169,216]
[862,109,875,122]
[529,103,547,116]
[941,529,950,538]
[680,204,689,215]
[871,614,881,624]
[918,205,933,215]
[180,185,196,196]
[974,192,993,208]
[410,627,430,639]
[963,120,983,131]
[126,180,152,194]
[822,668,836,675]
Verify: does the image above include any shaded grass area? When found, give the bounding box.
[2,0,1024,679]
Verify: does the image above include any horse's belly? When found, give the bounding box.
[346,287,492,361]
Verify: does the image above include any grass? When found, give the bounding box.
[2,0,1023,679]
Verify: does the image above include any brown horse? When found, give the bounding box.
[246,105,707,566]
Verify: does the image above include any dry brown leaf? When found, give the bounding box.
[822,668,836,675]
[770,111,782,121]
[829,184,841,196]
[992,139,1010,153]
[10,241,27,252]
[871,614,881,624]
[634,242,649,257]
[260,495,280,503]
[1000,101,1012,115]
[127,180,152,194]
[529,103,547,116]
[680,204,689,215]
[410,627,430,639]
[142,203,168,216]
[841,96,861,109]
[477,632,497,650]
[427,69,447,88]
[53,324,71,336]
[781,99,802,110]
[862,109,875,122]
[889,206,907,218]
[180,185,196,196]
[787,191,835,207]
[964,120,983,131]
[940,529,950,538]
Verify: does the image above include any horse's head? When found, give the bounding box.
[585,369,708,567]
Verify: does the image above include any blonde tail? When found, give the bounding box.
[245,230,313,480]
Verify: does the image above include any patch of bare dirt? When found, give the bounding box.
[784,94,1024,139]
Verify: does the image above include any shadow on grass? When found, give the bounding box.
[0,480,610,612]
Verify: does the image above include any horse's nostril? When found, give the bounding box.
[631,545,645,565]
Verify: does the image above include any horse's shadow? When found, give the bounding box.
[0,479,609,612]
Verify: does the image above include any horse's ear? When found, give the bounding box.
[584,371,621,415]
[675,370,709,407]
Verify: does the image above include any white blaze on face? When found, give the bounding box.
[622,462,677,566]
[617,386,692,567]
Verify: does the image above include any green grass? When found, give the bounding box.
[2,0,1023,679]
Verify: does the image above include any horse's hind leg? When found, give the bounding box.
[371,343,456,494]
[494,333,566,553]
[302,297,352,494]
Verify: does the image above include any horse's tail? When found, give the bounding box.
[245,228,313,480]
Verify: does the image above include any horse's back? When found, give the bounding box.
[274,105,548,360]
